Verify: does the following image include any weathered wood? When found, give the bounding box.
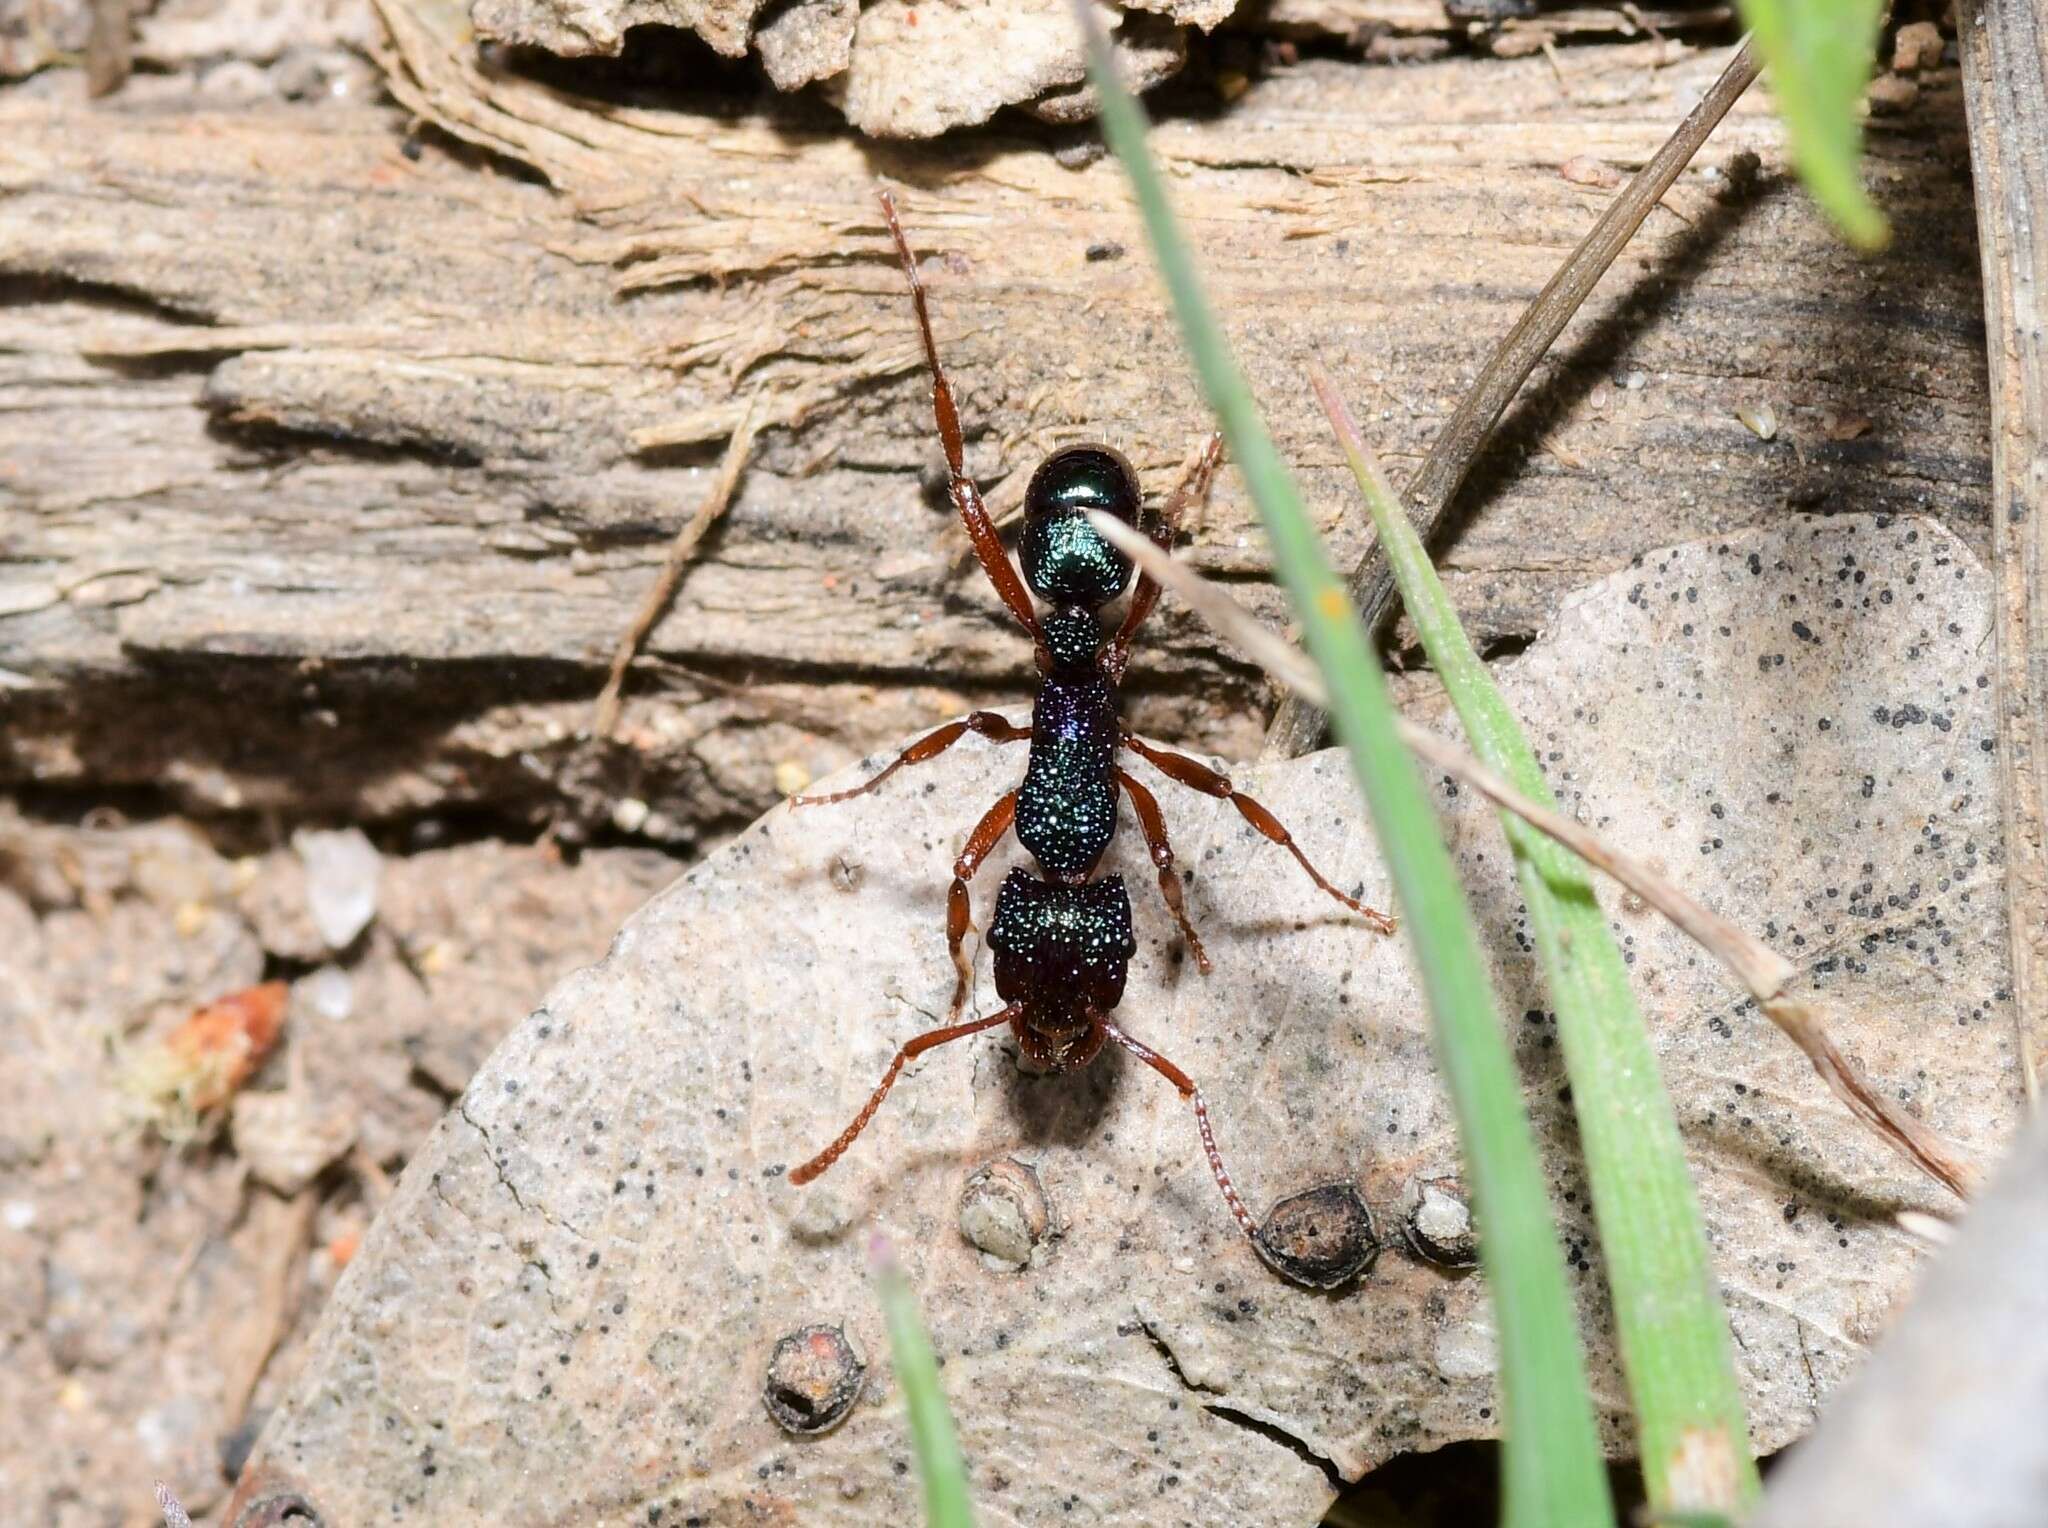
[1264,35,1762,759]
[444,0,1737,138]
[0,22,1991,849]
[1958,0,2048,1103]
[468,0,1202,137]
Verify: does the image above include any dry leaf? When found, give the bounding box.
[234,517,2017,1523]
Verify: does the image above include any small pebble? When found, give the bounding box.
[1891,20,1943,72]
[304,964,354,1021]
[293,827,381,949]
[1867,74,1920,115]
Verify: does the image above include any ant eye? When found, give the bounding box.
[1021,445,1140,608]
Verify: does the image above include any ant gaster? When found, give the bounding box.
[787,190,1395,1243]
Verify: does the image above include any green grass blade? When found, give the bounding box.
[1079,20,1614,1528]
[873,1238,975,1528]
[1738,0,1888,248]
[1314,377,1759,1514]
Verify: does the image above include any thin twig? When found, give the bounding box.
[1091,508,1980,1198]
[220,1187,320,1429]
[592,393,764,742]
[1264,36,1763,759]
[352,1142,394,1208]
[154,1481,192,1528]
[85,0,132,96]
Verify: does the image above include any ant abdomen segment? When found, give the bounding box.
[785,189,1394,1247]
[988,870,1134,1026]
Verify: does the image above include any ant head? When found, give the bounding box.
[1020,444,1140,610]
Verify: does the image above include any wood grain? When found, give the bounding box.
[1958,0,2048,1102]
[0,22,1992,847]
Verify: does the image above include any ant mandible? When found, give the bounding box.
[786,189,1395,1243]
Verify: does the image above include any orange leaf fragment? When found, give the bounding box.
[167,981,289,1111]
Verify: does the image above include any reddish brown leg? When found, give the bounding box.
[791,711,1029,806]
[790,1003,1021,1185]
[877,189,1044,645]
[946,790,1017,1019]
[1102,432,1223,685]
[1115,768,1210,975]
[1098,1018,1256,1242]
[1122,732,1397,935]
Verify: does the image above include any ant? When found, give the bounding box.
[786,190,1395,1243]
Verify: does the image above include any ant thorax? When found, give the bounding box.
[1018,653,1120,884]
[1040,606,1107,675]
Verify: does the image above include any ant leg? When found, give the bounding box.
[791,712,1029,806]
[789,1003,1021,1186]
[1102,432,1223,684]
[1098,1018,1256,1242]
[947,790,1017,1019]
[877,189,1045,645]
[1122,732,1397,935]
[1114,767,1211,975]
